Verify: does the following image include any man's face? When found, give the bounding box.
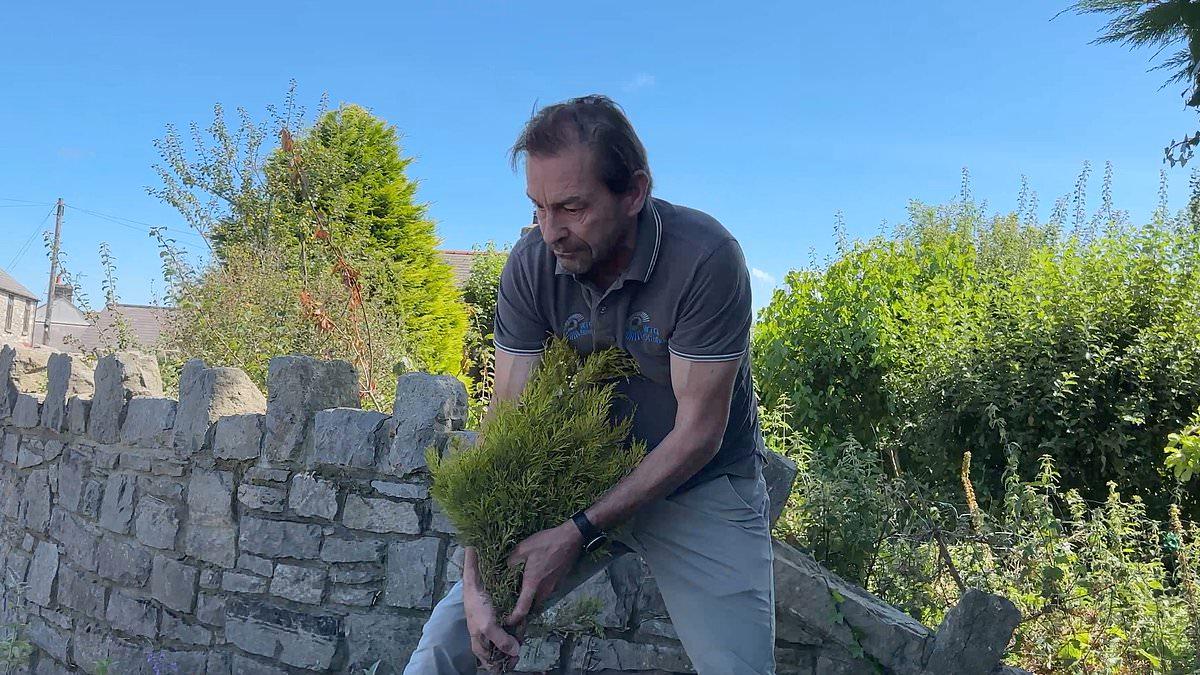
[526,143,641,276]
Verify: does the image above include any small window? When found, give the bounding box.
[4,294,13,333]
[24,299,34,336]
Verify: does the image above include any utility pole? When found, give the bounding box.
[42,198,63,346]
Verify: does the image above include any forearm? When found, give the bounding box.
[463,546,481,591]
[583,426,721,532]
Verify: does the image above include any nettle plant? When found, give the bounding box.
[427,337,644,621]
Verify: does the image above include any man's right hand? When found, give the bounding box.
[463,547,521,671]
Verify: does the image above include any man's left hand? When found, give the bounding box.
[504,521,583,628]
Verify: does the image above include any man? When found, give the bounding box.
[404,95,775,675]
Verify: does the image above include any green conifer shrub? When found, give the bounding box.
[427,338,644,620]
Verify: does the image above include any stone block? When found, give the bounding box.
[105,588,158,639]
[162,612,212,646]
[239,517,322,559]
[383,373,467,476]
[1,431,18,464]
[329,585,378,606]
[4,550,29,584]
[237,553,274,577]
[329,566,384,584]
[237,483,287,512]
[269,563,326,604]
[79,479,103,519]
[41,439,62,462]
[96,537,152,585]
[212,412,263,460]
[20,468,51,532]
[344,613,428,672]
[429,502,457,534]
[566,637,694,672]
[543,566,632,630]
[230,654,290,675]
[196,592,225,626]
[183,468,236,568]
[384,537,440,609]
[27,615,70,663]
[17,437,44,469]
[0,344,17,419]
[88,353,154,443]
[49,509,98,572]
[321,537,385,564]
[138,474,184,500]
[26,540,58,607]
[57,565,105,620]
[221,570,268,594]
[119,396,177,446]
[264,356,359,464]
[343,495,420,534]
[199,568,221,589]
[225,597,340,670]
[288,473,338,520]
[134,495,178,550]
[12,393,41,427]
[444,429,480,457]
[66,395,90,435]
[764,448,798,527]
[41,352,71,431]
[443,543,465,590]
[516,636,562,672]
[371,480,428,499]
[98,472,135,533]
[925,588,1021,675]
[309,407,387,469]
[151,555,198,613]
[173,359,266,456]
[245,466,289,483]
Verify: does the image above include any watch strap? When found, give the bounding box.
[570,509,605,551]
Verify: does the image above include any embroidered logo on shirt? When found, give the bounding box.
[624,311,665,345]
[563,313,592,342]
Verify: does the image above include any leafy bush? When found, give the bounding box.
[753,171,1200,517]
[428,338,643,620]
[460,242,507,422]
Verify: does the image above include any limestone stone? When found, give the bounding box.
[269,563,326,604]
[329,585,378,606]
[162,612,212,646]
[566,637,694,672]
[199,568,221,589]
[0,344,17,418]
[212,412,263,460]
[79,479,103,519]
[183,468,236,568]
[428,502,457,534]
[342,495,420,534]
[196,592,225,626]
[1,431,17,464]
[221,570,269,594]
[263,356,358,464]
[57,565,105,620]
[230,654,290,675]
[41,439,62,462]
[224,598,340,670]
[26,540,58,606]
[4,550,29,584]
[17,438,44,469]
[320,537,385,564]
[98,472,135,534]
[925,588,1021,675]
[20,468,51,532]
[96,537,152,586]
[309,407,386,469]
[238,517,322,559]
[172,359,266,456]
[12,393,40,427]
[344,613,428,672]
[244,466,289,483]
[41,352,71,431]
[382,372,467,476]
[288,473,338,520]
[105,588,158,639]
[49,509,98,572]
[88,353,158,443]
[443,543,465,589]
[138,474,184,500]
[384,537,440,609]
[27,615,70,664]
[237,553,274,577]
[119,396,177,446]
[237,483,287,512]
[328,567,383,584]
[516,636,562,672]
[66,395,90,435]
[134,495,178,550]
[444,429,479,457]
[543,566,632,630]
[370,480,428,499]
[764,448,798,527]
[151,555,198,613]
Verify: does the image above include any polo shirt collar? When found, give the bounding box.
[554,198,663,284]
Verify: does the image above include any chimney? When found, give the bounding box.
[521,209,538,236]
[52,281,73,304]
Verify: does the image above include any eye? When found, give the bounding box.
[563,206,581,214]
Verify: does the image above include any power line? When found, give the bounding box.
[0,197,53,206]
[63,206,208,253]
[6,206,56,270]
[65,205,208,244]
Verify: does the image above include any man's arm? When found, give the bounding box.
[503,354,740,627]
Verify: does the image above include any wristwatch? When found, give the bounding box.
[570,509,607,553]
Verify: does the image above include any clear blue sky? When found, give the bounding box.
[1,0,1195,311]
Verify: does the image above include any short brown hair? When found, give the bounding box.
[510,95,652,195]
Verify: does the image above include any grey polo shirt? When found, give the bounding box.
[494,197,764,492]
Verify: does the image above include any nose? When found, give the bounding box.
[540,211,567,245]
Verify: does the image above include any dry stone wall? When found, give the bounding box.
[0,344,1025,674]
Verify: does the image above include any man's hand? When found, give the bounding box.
[504,521,584,628]
[463,548,521,671]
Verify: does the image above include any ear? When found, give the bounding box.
[623,170,651,219]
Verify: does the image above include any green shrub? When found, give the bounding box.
[427,338,644,619]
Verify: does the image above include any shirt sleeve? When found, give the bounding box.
[493,250,550,356]
[668,238,753,362]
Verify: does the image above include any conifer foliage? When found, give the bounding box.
[428,338,645,620]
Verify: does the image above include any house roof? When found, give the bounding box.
[34,298,90,327]
[0,268,38,301]
[73,304,176,351]
[438,250,477,286]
